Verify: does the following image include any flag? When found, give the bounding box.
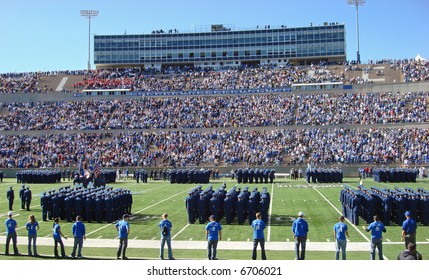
[94,161,101,178]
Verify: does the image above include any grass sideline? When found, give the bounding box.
[0,176,428,260]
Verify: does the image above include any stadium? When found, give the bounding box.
[1,4,429,264]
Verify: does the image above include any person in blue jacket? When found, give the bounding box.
[115,214,130,260]
[4,212,19,255]
[53,217,67,258]
[159,213,174,260]
[205,215,222,260]
[401,211,417,249]
[26,214,39,256]
[363,215,386,260]
[251,212,267,260]
[71,216,86,258]
[292,211,309,260]
[333,215,349,260]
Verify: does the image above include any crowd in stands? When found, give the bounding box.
[295,91,429,125]
[401,59,429,82]
[1,58,428,94]
[1,128,429,169]
[71,65,348,92]
[1,91,427,131]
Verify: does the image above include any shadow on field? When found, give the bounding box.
[128,213,162,223]
[269,214,296,226]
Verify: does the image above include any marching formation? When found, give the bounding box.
[185,184,271,225]
[372,168,418,183]
[305,167,343,183]
[40,185,133,223]
[235,168,275,184]
[341,185,429,226]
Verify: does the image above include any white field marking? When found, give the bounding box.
[307,239,310,242]
[286,239,290,242]
[386,239,391,242]
[326,239,330,242]
[151,237,156,240]
[44,234,51,238]
[427,239,429,242]
[267,183,275,242]
[134,188,191,215]
[133,237,138,240]
[171,223,190,240]
[312,186,389,260]
[227,238,231,241]
[96,236,103,239]
[189,238,193,241]
[247,238,250,242]
[87,187,192,237]
[0,213,20,218]
[347,239,350,242]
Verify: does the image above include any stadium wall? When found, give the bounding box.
[1,166,427,180]
[1,81,429,104]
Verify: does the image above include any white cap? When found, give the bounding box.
[298,211,304,217]
[7,211,13,216]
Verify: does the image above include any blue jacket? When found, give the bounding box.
[72,221,86,238]
[292,217,309,237]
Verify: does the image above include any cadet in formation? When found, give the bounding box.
[185,185,270,226]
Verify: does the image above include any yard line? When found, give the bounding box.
[96,236,103,239]
[311,186,389,260]
[426,239,429,242]
[386,239,391,242]
[267,183,274,242]
[151,237,156,240]
[86,187,192,237]
[134,188,191,214]
[171,223,190,240]
[286,239,290,242]
[227,238,231,241]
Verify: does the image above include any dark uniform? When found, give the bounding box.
[41,193,48,221]
[19,185,26,210]
[6,187,14,211]
[24,187,32,211]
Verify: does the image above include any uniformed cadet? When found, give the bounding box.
[210,192,220,221]
[224,193,233,225]
[93,195,101,222]
[19,185,26,210]
[197,192,207,224]
[41,193,48,221]
[7,187,14,211]
[243,169,249,184]
[269,170,275,184]
[24,187,32,211]
[248,169,254,184]
[84,196,94,223]
[236,193,246,225]
[186,192,197,224]
[421,194,429,226]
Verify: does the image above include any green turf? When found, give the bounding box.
[1,176,428,260]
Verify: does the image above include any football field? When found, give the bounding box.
[0,176,428,260]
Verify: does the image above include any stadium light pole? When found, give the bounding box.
[80,10,99,71]
[347,0,365,64]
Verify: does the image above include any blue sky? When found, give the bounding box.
[0,0,428,73]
